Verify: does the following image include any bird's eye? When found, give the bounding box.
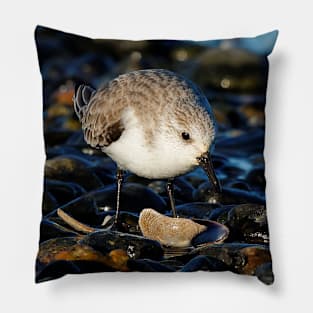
[181,132,190,140]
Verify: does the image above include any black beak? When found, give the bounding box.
[196,152,221,194]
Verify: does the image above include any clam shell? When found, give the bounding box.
[139,209,207,248]
[191,218,229,246]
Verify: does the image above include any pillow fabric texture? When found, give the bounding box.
[35,26,278,284]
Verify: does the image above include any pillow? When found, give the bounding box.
[35,25,278,284]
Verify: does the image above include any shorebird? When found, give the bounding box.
[74,69,220,228]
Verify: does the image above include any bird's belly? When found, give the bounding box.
[103,108,196,179]
[104,132,194,179]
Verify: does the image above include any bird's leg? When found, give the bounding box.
[114,168,124,225]
[166,179,177,218]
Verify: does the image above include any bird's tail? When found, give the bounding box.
[73,84,96,121]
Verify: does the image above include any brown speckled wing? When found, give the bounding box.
[81,91,125,149]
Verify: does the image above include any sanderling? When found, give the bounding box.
[74,69,220,227]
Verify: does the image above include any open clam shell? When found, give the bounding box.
[139,209,229,250]
[190,218,229,247]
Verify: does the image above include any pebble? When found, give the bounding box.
[81,230,164,260]
[226,204,269,244]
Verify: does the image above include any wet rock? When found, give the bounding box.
[46,145,84,159]
[42,191,58,215]
[44,155,103,190]
[215,129,264,157]
[36,260,80,283]
[249,154,265,167]
[211,154,229,169]
[51,192,99,225]
[51,182,166,226]
[220,165,245,179]
[118,212,140,234]
[195,243,272,277]
[39,219,79,242]
[127,176,194,203]
[226,110,247,129]
[128,259,175,272]
[182,172,207,189]
[220,188,265,205]
[126,174,151,185]
[208,206,233,221]
[81,231,164,260]
[193,181,216,203]
[36,236,129,282]
[239,103,265,127]
[225,180,251,191]
[226,204,269,244]
[246,167,266,190]
[101,212,140,235]
[87,183,167,213]
[174,177,195,202]
[180,255,229,272]
[44,129,75,147]
[194,183,265,205]
[44,179,86,211]
[66,131,89,148]
[176,202,220,219]
[37,237,129,267]
[255,262,274,285]
[147,180,167,196]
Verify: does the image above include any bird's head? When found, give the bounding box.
[158,98,221,193]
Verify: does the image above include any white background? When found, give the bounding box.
[1,0,312,312]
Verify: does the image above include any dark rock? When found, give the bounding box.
[208,206,233,221]
[36,260,80,283]
[39,219,79,242]
[36,237,130,282]
[44,179,86,211]
[194,183,265,205]
[180,255,229,272]
[81,231,164,260]
[220,165,245,179]
[195,243,272,276]
[44,129,75,147]
[44,155,103,190]
[255,262,274,285]
[128,259,175,272]
[246,167,266,190]
[50,183,166,226]
[225,180,251,191]
[176,202,220,219]
[226,110,247,129]
[126,174,151,185]
[42,191,58,215]
[215,129,265,157]
[50,192,100,225]
[173,177,195,202]
[226,204,269,244]
[147,180,167,196]
[182,173,207,189]
[85,183,167,213]
[101,212,140,235]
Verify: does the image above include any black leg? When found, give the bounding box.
[166,179,177,218]
[114,168,124,224]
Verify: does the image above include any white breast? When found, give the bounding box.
[104,108,194,179]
